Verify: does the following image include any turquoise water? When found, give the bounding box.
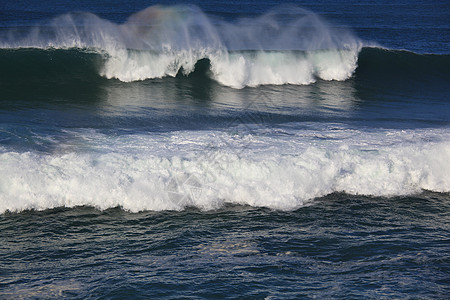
[0,1,449,298]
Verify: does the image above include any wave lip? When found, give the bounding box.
[0,5,362,88]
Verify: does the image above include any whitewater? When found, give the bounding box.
[1,126,449,213]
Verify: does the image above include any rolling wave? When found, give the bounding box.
[0,47,448,88]
[0,5,361,88]
[0,47,360,87]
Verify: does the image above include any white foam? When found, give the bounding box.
[1,127,449,213]
[100,49,360,88]
[208,49,359,88]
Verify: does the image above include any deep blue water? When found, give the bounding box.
[0,0,449,298]
[1,193,449,298]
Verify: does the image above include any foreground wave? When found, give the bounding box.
[1,128,449,213]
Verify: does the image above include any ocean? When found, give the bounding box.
[0,0,449,298]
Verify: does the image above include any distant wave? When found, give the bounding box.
[0,5,361,88]
[0,47,360,88]
[1,5,449,88]
[1,47,448,89]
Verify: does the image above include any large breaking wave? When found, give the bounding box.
[0,5,361,88]
[1,47,448,88]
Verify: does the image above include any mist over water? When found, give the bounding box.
[1,5,360,51]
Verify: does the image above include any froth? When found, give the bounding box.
[209,50,359,88]
[1,128,449,213]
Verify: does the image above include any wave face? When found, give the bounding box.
[0,5,361,88]
[356,47,450,87]
[1,47,448,88]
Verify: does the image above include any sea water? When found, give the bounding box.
[0,0,449,298]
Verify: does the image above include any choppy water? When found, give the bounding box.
[1,193,449,298]
[1,0,449,298]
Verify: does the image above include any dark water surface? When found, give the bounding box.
[1,192,449,298]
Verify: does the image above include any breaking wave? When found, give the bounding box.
[0,5,361,88]
[1,128,449,213]
[1,47,448,91]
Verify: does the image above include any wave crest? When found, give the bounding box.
[1,128,449,213]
